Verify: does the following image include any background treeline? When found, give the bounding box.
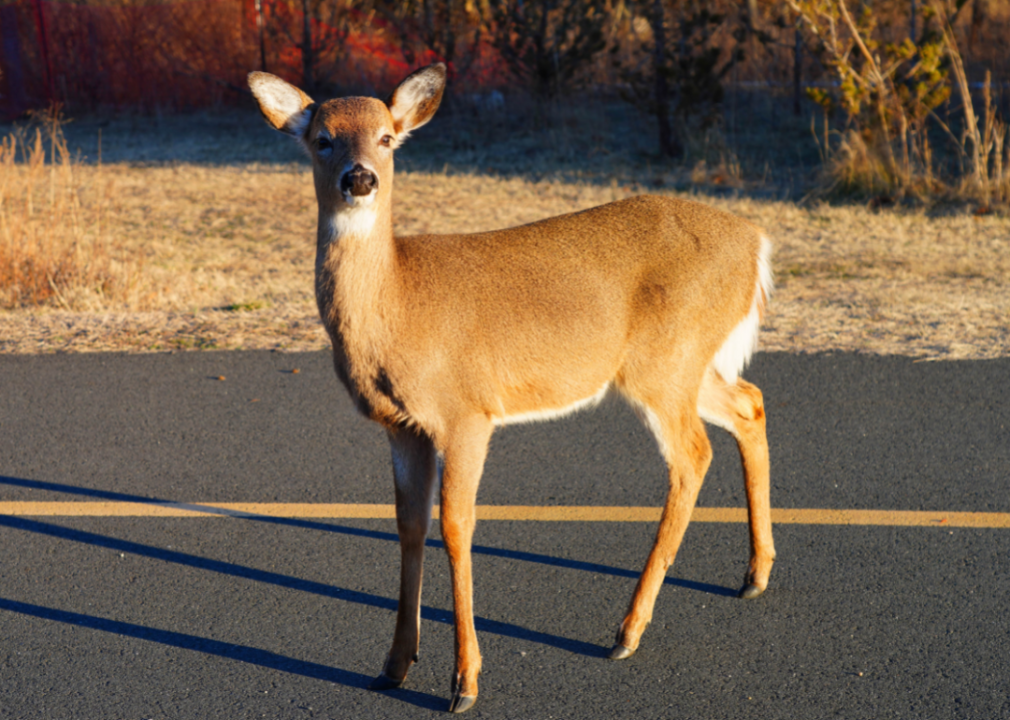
[3,0,1010,202]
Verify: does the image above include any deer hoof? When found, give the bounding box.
[448,691,477,714]
[608,644,635,660]
[368,673,404,691]
[739,583,765,600]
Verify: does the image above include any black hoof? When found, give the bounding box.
[608,644,635,660]
[739,583,765,599]
[368,673,404,691]
[448,692,476,713]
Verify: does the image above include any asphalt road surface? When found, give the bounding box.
[1,350,1008,720]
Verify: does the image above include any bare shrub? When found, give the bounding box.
[618,1,746,158]
[790,0,1010,205]
[486,0,609,98]
[789,0,950,199]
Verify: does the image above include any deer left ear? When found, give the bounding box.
[387,63,447,137]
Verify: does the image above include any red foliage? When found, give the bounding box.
[0,0,507,116]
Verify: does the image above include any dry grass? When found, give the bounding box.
[724,197,1010,359]
[0,107,1006,359]
[0,117,141,310]
[1,159,1007,359]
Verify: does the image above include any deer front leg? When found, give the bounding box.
[438,416,493,714]
[370,425,439,691]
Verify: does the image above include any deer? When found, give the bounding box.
[248,63,776,714]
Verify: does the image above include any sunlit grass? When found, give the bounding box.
[0,113,141,310]
[1,110,1007,359]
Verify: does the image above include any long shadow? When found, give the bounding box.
[0,514,605,658]
[0,475,737,598]
[0,597,445,711]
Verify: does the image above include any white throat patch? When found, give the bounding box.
[331,206,377,239]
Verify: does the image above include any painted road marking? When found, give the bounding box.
[0,503,1008,528]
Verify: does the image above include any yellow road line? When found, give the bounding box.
[1,502,1008,528]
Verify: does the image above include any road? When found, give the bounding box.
[1,350,1008,719]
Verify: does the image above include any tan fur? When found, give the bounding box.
[249,63,776,713]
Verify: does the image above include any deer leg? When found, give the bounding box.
[610,402,712,660]
[438,416,493,714]
[698,370,775,598]
[370,425,439,691]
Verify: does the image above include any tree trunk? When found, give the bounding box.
[33,0,54,104]
[652,0,681,158]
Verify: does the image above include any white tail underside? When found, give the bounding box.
[710,235,773,385]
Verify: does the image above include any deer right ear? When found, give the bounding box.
[248,72,316,138]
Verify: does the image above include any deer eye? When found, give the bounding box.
[317,136,333,154]
[380,135,394,147]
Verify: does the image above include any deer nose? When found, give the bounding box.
[340,164,378,197]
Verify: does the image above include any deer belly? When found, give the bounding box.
[492,381,611,426]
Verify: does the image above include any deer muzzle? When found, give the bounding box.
[340,164,378,199]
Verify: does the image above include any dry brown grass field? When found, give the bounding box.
[1,106,1007,360]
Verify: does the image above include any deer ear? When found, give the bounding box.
[387,63,447,136]
[248,72,316,138]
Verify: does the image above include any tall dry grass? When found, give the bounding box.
[0,113,141,311]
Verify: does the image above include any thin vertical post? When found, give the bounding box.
[793,22,802,116]
[254,0,267,72]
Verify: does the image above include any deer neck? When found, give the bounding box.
[315,194,399,358]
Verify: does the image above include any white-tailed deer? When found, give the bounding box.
[249,64,775,714]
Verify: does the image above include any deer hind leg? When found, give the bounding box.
[697,367,776,599]
[370,424,439,691]
[610,393,713,660]
[438,416,494,714]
